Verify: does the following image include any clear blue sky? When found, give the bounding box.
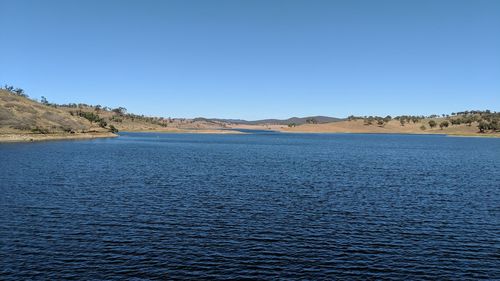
[1,0,499,119]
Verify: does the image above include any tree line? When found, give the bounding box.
[2,85,27,97]
[347,111,499,133]
[3,84,498,133]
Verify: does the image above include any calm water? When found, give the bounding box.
[1,132,499,280]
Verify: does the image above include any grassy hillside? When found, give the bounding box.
[1,85,498,140]
[281,113,500,136]
[57,105,228,132]
[0,89,99,134]
[0,86,230,138]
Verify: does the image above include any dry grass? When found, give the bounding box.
[0,90,97,134]
[0,90,239,142]
[230,119,499,137]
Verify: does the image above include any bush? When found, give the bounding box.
[79,111,101,123]
[439,121,449,130]
[428,120,437,128]
[99,119,107,128]
[109,125,119,133]
[420,125,426,130]
[478,121,489,133]
[31,126,49,134]
[61,127,73,133]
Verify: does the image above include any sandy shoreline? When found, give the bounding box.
[0,132,117,143]
[0,128,248,143]
[1,129,498,143]
[123,128,246,134]
[275,130,500,138]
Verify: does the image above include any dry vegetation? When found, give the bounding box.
[279,113,500,136]
[1,85,498,141]
[0,89,117,142]
[0,90,90,134]
[0,86,236,142]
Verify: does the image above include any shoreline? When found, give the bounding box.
[1,130,498,143]
[0,132,117,143]
[275,130,500,138]
[125,128,500,138]
[122,129,246,134]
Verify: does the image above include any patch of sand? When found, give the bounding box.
[0,132,117,143]
[124,128,245,134]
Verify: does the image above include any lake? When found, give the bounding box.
[1,132,499,280]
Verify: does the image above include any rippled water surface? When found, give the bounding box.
[1,132,499,280]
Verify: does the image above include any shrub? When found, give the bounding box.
[79,111,101,123]
[478,121,489,133]
[109,125,119,133]
[99,119,107,128]
[428,120,437,128]
[439,121,449,130]
[31,126,49,134]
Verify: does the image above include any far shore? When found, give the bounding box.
[274,130,500,138]
[122,128,246,134]
[126,126,500,138]
[1,128,498,143]
[229,120,500,138]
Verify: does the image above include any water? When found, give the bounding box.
[1,132,499,280]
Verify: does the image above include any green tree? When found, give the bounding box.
[112,107,127,116]
[464,116,474,126]
[420,125,426,130]
[79,112,101,124]
[109,125,119,133]
[490,119,499,131]
[439,121,449,130]
[428,120,437,128]
[3,85,14,92]
[13,88,27,97]
[477,121,489,133]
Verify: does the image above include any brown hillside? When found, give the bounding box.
[57,106,230,133]
[281,119,499,136]
[0,90,99,133]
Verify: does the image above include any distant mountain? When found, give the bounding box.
[208,116,343,125]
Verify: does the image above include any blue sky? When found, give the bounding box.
[1,0,499,119]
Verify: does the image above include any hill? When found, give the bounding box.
[227,112,500,137]
[209,116,342,125]
[0,86,237,142]
[1,86,498,141]
[0,89,117,142]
